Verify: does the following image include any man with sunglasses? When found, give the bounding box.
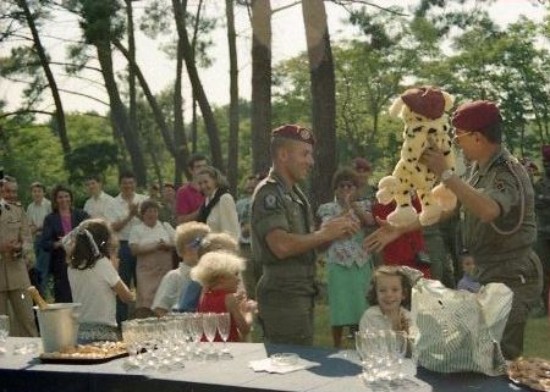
[366,100,542,360]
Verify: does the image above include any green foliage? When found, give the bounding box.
[65,141,119,185]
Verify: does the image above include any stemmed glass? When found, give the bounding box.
[189,313,204,358]
[217,312,232,359]
[0,315,9,355]
[390,331,408,380]
[202,313,218,360]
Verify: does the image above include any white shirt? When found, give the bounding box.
[84,191,117,222]
[128,220,175,247]
[151,262,192,311]
[359,306,418,341]
[112,192,148,241]
[68,257,121,327]
[205,193,240,240]
[26,198,52,231]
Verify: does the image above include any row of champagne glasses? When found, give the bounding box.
[355,329,408,384]
[121,312,232,372]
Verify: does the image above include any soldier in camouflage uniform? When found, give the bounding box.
[367,101,542,360]
[534,145,550,315]
[0,177,38,337]
[250,124,360,346]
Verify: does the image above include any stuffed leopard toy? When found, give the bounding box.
[377,86,457,227]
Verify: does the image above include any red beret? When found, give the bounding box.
[400,87,445,120]
[271,124,315,146]
[353,157,371,172]
[543,145,550,162]
[451,100,501,133]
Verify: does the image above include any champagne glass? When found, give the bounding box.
[202,313,218,360]
[217,312,232,359]
[0,315,9,355]
[189,313,204,358]
[391,331,408,380]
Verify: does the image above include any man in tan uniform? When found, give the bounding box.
[251,124,360,345]
[367,101,541,360]
[0,177,38,337]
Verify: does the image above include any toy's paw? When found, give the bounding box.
[432,183,457,211]
[387,206,418,227]
[419,204,442,226]
[376,176,399,205]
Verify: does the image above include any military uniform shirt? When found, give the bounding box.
[462,147,537,283]
[251,170,316,297]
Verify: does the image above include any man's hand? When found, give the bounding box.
[420,144,449,178]
[129,203,139,217]
[320,214,360,242]
[363,217,402,252]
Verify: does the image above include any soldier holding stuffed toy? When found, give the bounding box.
[366,100,542,360]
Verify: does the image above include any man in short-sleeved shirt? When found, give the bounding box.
[251,124,360,346]
[176,154,208,224]
[83,175,117,222]
[422,101,541,360]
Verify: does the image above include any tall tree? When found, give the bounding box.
[250,0,272,175]
[172,0,223,169]
[226,0,239,194]
[302,0,336,207]
[74,0,147,185]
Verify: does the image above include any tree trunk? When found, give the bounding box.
[125,0,137,154]
[96,40,147,186]
[113,39,177,158]
[226,0,239,195]
[174,37,190,185]
[302,0,336,208]
[18,0,70,154]
[250,0,272,176]
[172,0,223,169]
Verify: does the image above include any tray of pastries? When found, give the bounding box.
[507,357,550,392]
[39,341,128,364]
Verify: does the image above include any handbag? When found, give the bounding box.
[411,278,512,375]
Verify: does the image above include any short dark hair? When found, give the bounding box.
[331,167,359,191]
[85,174,103,183]
[30,182,46,192]
[118,170,135,184]
[480,121,502,144]
[367,265,412,310]
[188,154,208,170]
[139,199,160,216]
[163,182,175,190]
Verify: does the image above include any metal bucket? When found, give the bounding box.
[35,303,81,353]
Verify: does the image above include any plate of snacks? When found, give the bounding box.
[507,357,550,391]
[39,341,128,364]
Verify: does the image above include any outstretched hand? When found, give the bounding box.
[363,217,402,252]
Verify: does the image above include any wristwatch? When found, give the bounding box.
[440,169,455,183]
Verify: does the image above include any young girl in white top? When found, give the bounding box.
[359,265,415,334]
[67,219,134,343]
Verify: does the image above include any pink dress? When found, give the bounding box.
[198,289,240,342]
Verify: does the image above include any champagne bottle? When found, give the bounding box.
[27,286,49,310]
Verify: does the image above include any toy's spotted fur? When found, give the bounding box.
[377,88,457,227]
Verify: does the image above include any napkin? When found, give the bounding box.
[249,357,320,374]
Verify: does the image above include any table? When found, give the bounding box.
[0,338,528,392]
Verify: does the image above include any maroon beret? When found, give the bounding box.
[271,124,315,146]
[400,87,445,120]
[451,100,502,133]
[353,157,371,172]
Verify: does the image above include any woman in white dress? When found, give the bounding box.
[129,200,175,309]
[196,166,240,241]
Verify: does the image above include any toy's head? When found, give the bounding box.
[389,86,454,123]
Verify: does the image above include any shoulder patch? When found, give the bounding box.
[264,194,278,210]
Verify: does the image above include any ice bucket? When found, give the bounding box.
[35,303,81,353]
